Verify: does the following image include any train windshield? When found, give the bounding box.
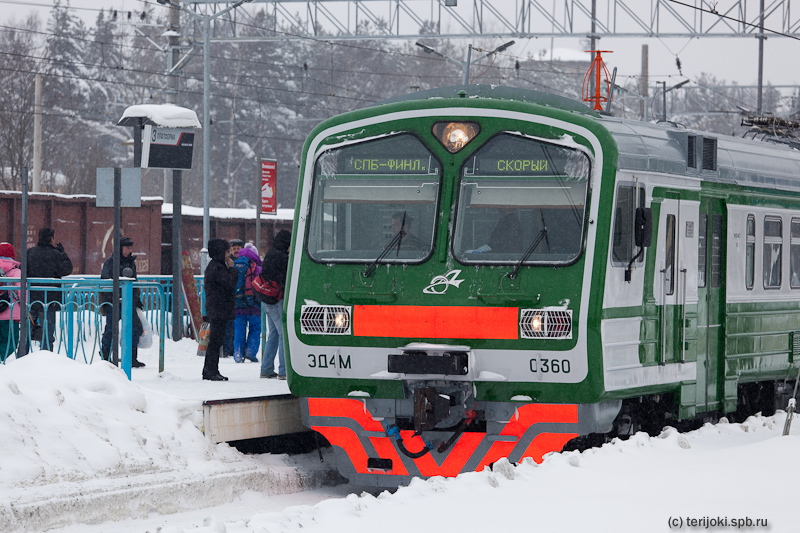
[306,134,441,263]
[453,133,590,264]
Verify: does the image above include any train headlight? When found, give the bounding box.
[301,305,352,335]
[432,121,480,153]
[530,313,544,333]
[520,309,572,339]
[333,310,349,329]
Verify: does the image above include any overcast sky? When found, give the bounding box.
[1,0,797,92]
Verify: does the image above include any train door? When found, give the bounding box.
[656,199,698,366]
[695,197,725,412]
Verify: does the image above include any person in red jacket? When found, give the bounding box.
[0,242,22,361]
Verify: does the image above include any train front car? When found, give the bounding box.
[285,86,618,487]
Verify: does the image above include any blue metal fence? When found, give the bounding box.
[0,275,205,378]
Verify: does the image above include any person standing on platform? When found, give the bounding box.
[0,242,22,362]
[222,238,244,358]
[202,239,238,381]
[100,237,145,368]
[260,230,291,379]
[233,243,262,363]
[26,227,73,352]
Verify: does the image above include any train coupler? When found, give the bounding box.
[437,409,480,453]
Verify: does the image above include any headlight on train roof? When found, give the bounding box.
[519,309,572,339]
[432,121,480,153]
[301,305,352,335]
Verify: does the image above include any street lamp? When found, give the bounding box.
[156,0,254,272]
[658,79,691,121]
[416,41,515,85]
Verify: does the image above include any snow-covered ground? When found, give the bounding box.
[1,338,795,532]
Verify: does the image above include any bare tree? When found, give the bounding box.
[0,14,41,190]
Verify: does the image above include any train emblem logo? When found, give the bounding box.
[423,269,464,294]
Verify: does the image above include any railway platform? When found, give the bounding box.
[122,338,307,444]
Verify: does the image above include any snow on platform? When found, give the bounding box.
[132,337,305,443]
[0,339,324,532]
[132,337,291,403]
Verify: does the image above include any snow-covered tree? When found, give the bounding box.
[0,14,41,190]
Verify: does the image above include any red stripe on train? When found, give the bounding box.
[352,305,519,339]
[307,399,578,478]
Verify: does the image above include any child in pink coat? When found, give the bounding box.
[0,242,23,360]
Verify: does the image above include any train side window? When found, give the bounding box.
[790,218,800,288]
[698,214,707,288]
[711,214,723,288]
[611,183,646,267]
[664,214,676,295]
[763,216,782,289]
[746,215,755,290]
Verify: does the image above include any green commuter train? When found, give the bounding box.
[284,85,800,487]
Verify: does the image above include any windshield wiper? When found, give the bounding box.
[364,212,408,278]
[508,209,549,280]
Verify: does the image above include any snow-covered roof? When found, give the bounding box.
[162,203,295,222]
[117,104,201,128]
[547,47,592,62]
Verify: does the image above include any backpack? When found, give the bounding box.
[233,256,256,307]
[252,274,283,305]
[0,266,9,314]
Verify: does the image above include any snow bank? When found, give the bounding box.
[0,352,315,532]
[242,416,797,533]
[3,350,798,533]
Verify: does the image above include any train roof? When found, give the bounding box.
[380,85,800,193]
[377,84,600,117]
[603,116,800,192]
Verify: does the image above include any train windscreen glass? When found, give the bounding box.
[307,134,441,263]
[453,133,590,264]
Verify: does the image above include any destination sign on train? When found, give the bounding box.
[475,157,556,175]
[344,156,434,174]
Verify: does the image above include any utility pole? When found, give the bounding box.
[640,45,649,120]
[757,0,765,114]
[33,73,42,192]
[589,0,597,93]
[167,1,184,343]
[163,0,182,203]
[463,44,473,84]
[156,0,255,274]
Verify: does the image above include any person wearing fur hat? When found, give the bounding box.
[25,227,73,352]
[0,242,22,361]
[232,242,262,363]
[203,238,239,381]
[259,230,291,379]
[99,236,145,367]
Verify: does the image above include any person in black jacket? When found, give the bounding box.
[100,237,145,367]
[259,230,291,379]
[203,238,238,381]
[26,227,73,352]
[222,238,244,358]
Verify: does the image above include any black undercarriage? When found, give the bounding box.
[564,378,797,451]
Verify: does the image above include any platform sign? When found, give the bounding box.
[141,125,195,170]
[96,168,142,207]
[261,159,277,215]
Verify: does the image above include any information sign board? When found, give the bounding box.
[141,125,195,169]
[261,159,277,214]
